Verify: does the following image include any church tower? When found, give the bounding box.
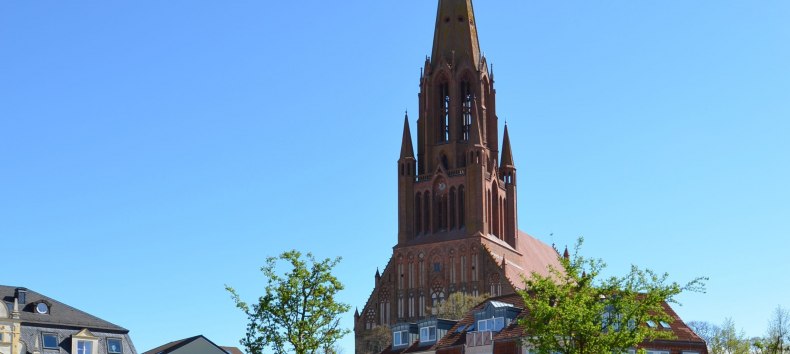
[397,0,518,248]
[356,1,559,352]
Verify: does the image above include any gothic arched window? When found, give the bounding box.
[438,81,450,143]
[460,78,473,141]
[415,192,422,235]
[449,187,457,230]
[458,185,465,228]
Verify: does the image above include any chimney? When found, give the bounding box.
[15,288,27,305]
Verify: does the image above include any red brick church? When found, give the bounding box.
[354,1,707,354]
[354,0,561,345]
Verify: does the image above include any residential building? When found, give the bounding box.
[0,286,137,354]
[380,294,709,354]
[143,335,241,354]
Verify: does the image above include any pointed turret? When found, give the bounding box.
[470,108,484,147]
[400,113,415,159]
[500,124,514,167]
[431,0,481,69]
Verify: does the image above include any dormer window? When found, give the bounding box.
[42,333,59,349]
[107,339,123,354]
[36,302,49,314]
[477,317,505,332]
[77,340,94,354]
[393,330,409,346]
[419,326,437,342]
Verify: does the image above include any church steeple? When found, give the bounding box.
[400,113,414,159]
[431,0,482,70]
[397,0,515,246]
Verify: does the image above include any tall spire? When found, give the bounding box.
[431,0,481,69]
[500,123,514,167]
[400,113,415,159]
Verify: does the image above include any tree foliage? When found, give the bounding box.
[226,250,351,354]
[356,325,391,354]
[689,311,790,354]
[518,238,707,354]
[433,292,490,320]
[765,306,790,353]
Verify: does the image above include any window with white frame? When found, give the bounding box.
[419,326,436,342]
[477,317,505,332]
[76,340,94,354]
[392,330,409,347]
[645,351,669,354]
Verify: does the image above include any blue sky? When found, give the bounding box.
[1,1,788,353]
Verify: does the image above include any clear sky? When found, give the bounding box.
[1,1,788,353]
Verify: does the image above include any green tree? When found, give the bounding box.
[356,325,391,354]
[518,238,706,354]
[226,250,351,354]
[708,317,750,354]
[432,292,490,320]
[765,306,790,354]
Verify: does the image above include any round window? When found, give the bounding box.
[36,302,49,314]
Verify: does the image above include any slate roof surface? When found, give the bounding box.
[0,285,127,332]
[219,347,243,354]
[142,335,235,354]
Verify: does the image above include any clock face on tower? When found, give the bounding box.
[434,178,448,197]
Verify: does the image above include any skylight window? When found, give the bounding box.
[659,321,671,329]
[646,320,657,328]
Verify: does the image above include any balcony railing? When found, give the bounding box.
[465,330,493,347]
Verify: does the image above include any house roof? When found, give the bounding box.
[142,335,232,354]
[484,231,563,289]
[142,336,202,354]
[0,285,127,332]
[434,293,525,350]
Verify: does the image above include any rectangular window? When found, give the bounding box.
[392,331,409,346]
[433,263,441,272]
[477,318,506,332]
[419,326,436,342]
[77,340,93,354]
[107,339,123,354]
[42,333,59,349]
